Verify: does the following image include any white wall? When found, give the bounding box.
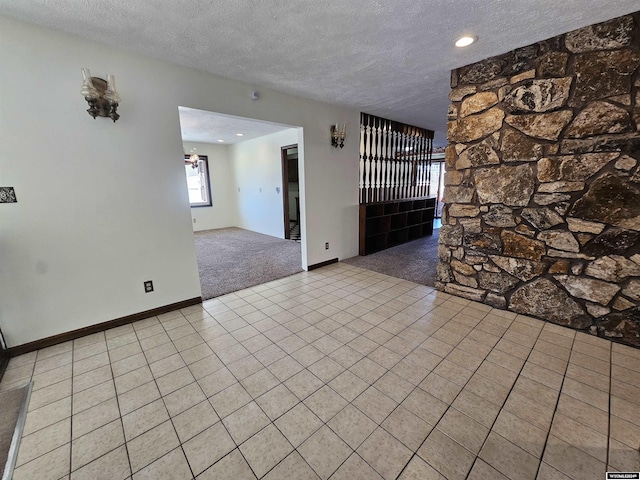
[0,15,359,347]
[182,142,235,232]
[230,129,298,239]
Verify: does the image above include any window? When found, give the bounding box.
[427,159,446,218]
[184,155,212,207]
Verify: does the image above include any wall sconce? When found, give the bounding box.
[80,68,121,122]
[331,124,346,148]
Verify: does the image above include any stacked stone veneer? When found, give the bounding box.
[437,13,640,346]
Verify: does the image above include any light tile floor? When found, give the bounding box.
[2,263,639,480]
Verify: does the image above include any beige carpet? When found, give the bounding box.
[342,229,440,287]
[194,227,303,300]
[0,383,30,480]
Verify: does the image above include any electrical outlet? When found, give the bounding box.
[144,280,154,293]
[325,242,329,250]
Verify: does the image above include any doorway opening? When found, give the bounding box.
[429,152,446,229]
[281,145,300,241]
[178,107,306,300]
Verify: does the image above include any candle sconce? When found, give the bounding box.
[80,68,121,122]
[331,124,346,148]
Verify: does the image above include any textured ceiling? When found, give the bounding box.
[179,107,294,145]
[2,1,638,146]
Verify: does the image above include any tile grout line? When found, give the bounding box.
[195,290,318,479]
[7,270,396,476]
[200,304,306,479]
[102,333,137,480]
[13,345,70,477]
[11,265,635,480]
[70,296,326,480]
[151,311,199,479]
[606,341,612,471]
[68,343,74,478]
[136,310,204,478]
[173,302,306,479]
[2,270,488,476]
[532,330,578,480]
[78,319,194,477]
[393,307,521,480]
[193,272,442,479]
[461,318,549,480]
[289,284,484,478]
[336,299,498,480]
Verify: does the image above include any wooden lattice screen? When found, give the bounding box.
[359,113,434,204]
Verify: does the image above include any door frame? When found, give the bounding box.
[281,144,298,240]
[0,328,8,382]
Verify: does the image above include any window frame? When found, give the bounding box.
[184,154,212,208]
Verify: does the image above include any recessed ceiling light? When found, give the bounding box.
[217,139,224,143]
[236,133,244,137]
[455,36,476,47]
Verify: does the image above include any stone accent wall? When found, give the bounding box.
[437,13,640,346]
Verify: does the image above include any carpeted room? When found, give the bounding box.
[343,227,440,287]
[194,214,440,301]
[194,228,302,300]
[180,111,306,300]
[181,106,445,299]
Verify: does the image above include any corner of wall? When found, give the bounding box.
[438,12,640,347]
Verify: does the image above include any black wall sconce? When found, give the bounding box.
[80,68,121,122]
[331,124,346,148]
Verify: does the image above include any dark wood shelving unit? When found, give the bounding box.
[359,196,436,255]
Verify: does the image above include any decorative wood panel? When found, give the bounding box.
[359,113,434,204]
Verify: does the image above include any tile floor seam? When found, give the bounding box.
[156,312,207,479]
[397,308,520,479]
[292,439,351,480]
[6,264,639,480]
[228,375,312,478]
[112,325,168,477]
[198,448,245,480]
[258,426,312,478]
[431,317,524,472]
[533,328,577,480]
[560,364,614,433]
[606,339,612,470]
[338,298,469,390]
[104,329,135,480]
[69,341,75,477]
[185,312,294,479]
[202,285,435,478]
[353,300,499,479]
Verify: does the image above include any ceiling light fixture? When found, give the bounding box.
[455,36,476,47]
[217,139,224,143]
[236,133,244,137]
[185,148,199,169]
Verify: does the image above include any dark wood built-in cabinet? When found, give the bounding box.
[359,197,436,255]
